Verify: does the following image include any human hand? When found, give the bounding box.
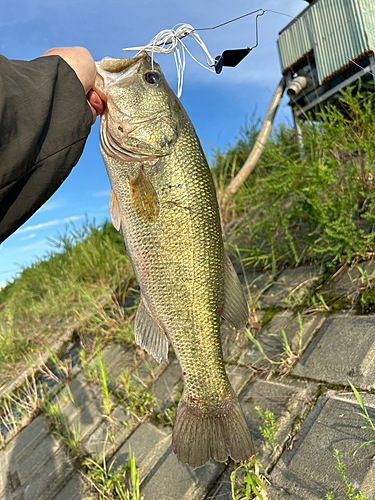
[41,46,105,124]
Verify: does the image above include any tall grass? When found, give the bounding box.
[0,218,132,381]
[214,85,375,270]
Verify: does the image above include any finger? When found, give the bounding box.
[87,90,106,125]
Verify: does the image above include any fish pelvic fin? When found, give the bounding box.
[109,189,122,232]
[172,395,254,469]
[221,254,249,330]
[134,298,168,363]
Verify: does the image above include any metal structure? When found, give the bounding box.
[277,0,375,123]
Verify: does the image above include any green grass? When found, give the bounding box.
[348,381,375,455]
[0,218,133,381]
[230,455,267,500]
[326,450,368,500]
[83,445,141,500]
[255,406,278,452]
[116,366,156,423]
[41,392,81,456]
[214,85,375,272]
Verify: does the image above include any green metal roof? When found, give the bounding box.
[277,0,375,84]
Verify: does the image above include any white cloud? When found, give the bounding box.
[38,199,64,213]
[14,240,45,253]
[19,233,37,241]
[17,216,84,234]
[92,189,111,198]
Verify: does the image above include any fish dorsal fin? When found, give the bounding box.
[109,189,122,232]
[134,298,168,363]
[221,254,249,330]
[129,166,159,222]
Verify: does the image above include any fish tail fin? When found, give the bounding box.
[172,395,254,469]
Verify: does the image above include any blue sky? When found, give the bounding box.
[0,0,304,287]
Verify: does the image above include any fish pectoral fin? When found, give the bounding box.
[129,167,160,222]
[134,298,168,363]
[221,254,249,330]
[109,189,122,232]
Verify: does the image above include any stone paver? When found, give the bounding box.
[260,266,323,309]
[3,262,375,500]
[322,261,375,297]
[221,310,265,364]
[239,311,325,370]
[15,432,63,487]
[205,468,299,499]
[3,435,76,500]
[130,355,169,389]
[3,414,49,465]
[226,364,253,395]
[1,415,52,497]
[53,472,98,500]
[83,401,132,460]
[238,270,274,309]
[21,448,76,500]
[0,465,6,499]
[239,377,318,467]
[110,422,171,484]
[271,393,375,499]
[148,357,182,414]
[141,448,224,500]
[293,315,375,389]
[63,385,105,443]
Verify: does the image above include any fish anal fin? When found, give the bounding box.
[109,189,122,232]
[172,394,254,469]
[221,254,249,330]
[134,298,168,363]
[129,167,159,222]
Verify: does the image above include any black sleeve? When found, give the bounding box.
[0,54,93,243]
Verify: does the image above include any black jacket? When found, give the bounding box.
[0,54,93,243]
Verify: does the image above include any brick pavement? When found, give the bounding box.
[1,263,375,499]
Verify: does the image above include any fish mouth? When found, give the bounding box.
[98,53,147,73]
[94,53,149,101]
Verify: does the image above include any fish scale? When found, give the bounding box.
[95,53,254,468]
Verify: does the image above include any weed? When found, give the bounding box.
[348,381,375,455]
[0,372,46,445]
[83,445,142,500]
[296,312,303,352]
[116,367,155,422]
[244,326,299,375]
[96,339,113,418]
[255,407,278,451]
[163,406,177,426]
[79,348,100,384]
[326,450,368,499]
[0,218,133,380]
[260,306,283,328]
[214,87,375,271]
[83,292,137,347]
[230,455,267,500]
[41,394,81,456]
[244,328,273,366]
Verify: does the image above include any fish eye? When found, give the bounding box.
[144,72,160,85]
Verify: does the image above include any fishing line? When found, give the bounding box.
[123,7,374,98]
[123,8,277,96]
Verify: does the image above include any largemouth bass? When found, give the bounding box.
[95,53,254,468]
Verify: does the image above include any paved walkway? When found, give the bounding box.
[1,262,375,499]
